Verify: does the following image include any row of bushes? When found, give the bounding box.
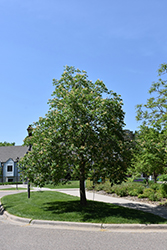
[86,180,167,202]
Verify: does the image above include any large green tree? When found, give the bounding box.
[20,66,129,206]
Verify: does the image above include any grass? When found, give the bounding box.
[0,188,27,190]
[43,180,80,189]
[1,191,167,224]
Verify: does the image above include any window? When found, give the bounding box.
[7,165,12,172]
[8,178,13,182]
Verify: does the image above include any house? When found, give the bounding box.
[0,146,28,183]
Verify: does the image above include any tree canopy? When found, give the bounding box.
[134,63,167,182]
[20,66,130,206]
[0,142,15,146]
[131,126,167,183]
[136,63,167,130]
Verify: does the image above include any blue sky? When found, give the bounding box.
[1,0,167,145]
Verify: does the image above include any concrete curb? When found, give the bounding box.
[3,211,32,224]
[2,208,167,230]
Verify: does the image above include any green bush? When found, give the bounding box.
[149,183,159,191]
[126,183,144,195]
[138,194,145,199]
[159,184,167,198]
[112,185,128,197]
[95,183,105,191]
[128,186,144,196]
[148,193,158,201]
[155,190,163,201]
[138,188,154,198]
[129,189,139,196]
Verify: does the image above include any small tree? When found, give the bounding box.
[131,126,166,183]
[136,63,167,129]
[20,66,129,206]
[135,63,167,183]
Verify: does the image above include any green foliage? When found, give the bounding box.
[88,179,167,202]
[148,192,158,201]
[111,184,128,197]
[128,187,144,196]
[0,142,15,146]
[158,174,167,182]
[136,63,167,129]
[159,184,167,198]
[155,190,164,201]
[143,188,154,197]
[149,183,160,191]
[20,66,129,205]
[0,182,22,185]
[133,64,167,183]
[128,189,139,196]
[131,126,166,182]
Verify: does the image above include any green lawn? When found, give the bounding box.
[43,180,80,189]
[0,188,27,190]
[1,191,167,224]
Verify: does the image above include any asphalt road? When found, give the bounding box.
[0,215,167,250]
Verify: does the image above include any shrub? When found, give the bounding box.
[112,185,128,197]
[138,188,154,198]
[128,186,144,196]
[138,194,146,199]
[155,190,163,201]
[149,183,159,191]
[148,193,158,201]
[159,184,167,198]
[129,189,139,196]
[126,183,144,195]
[86,180,94,190]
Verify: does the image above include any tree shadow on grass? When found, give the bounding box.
[42,200,167,224]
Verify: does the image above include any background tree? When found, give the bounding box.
[136,63,167,129]
[134,63,167,183]
[0,142,15,146]
[20,66,129,206]
[131,126,167,183]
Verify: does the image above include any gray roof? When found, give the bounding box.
[0,146,28,162]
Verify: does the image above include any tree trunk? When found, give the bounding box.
[80,178,87,206]
[79,162,87,206]
[153,171,157,183]
[146,177,149,186]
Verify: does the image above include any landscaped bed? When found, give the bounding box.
[86,180,167,206]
